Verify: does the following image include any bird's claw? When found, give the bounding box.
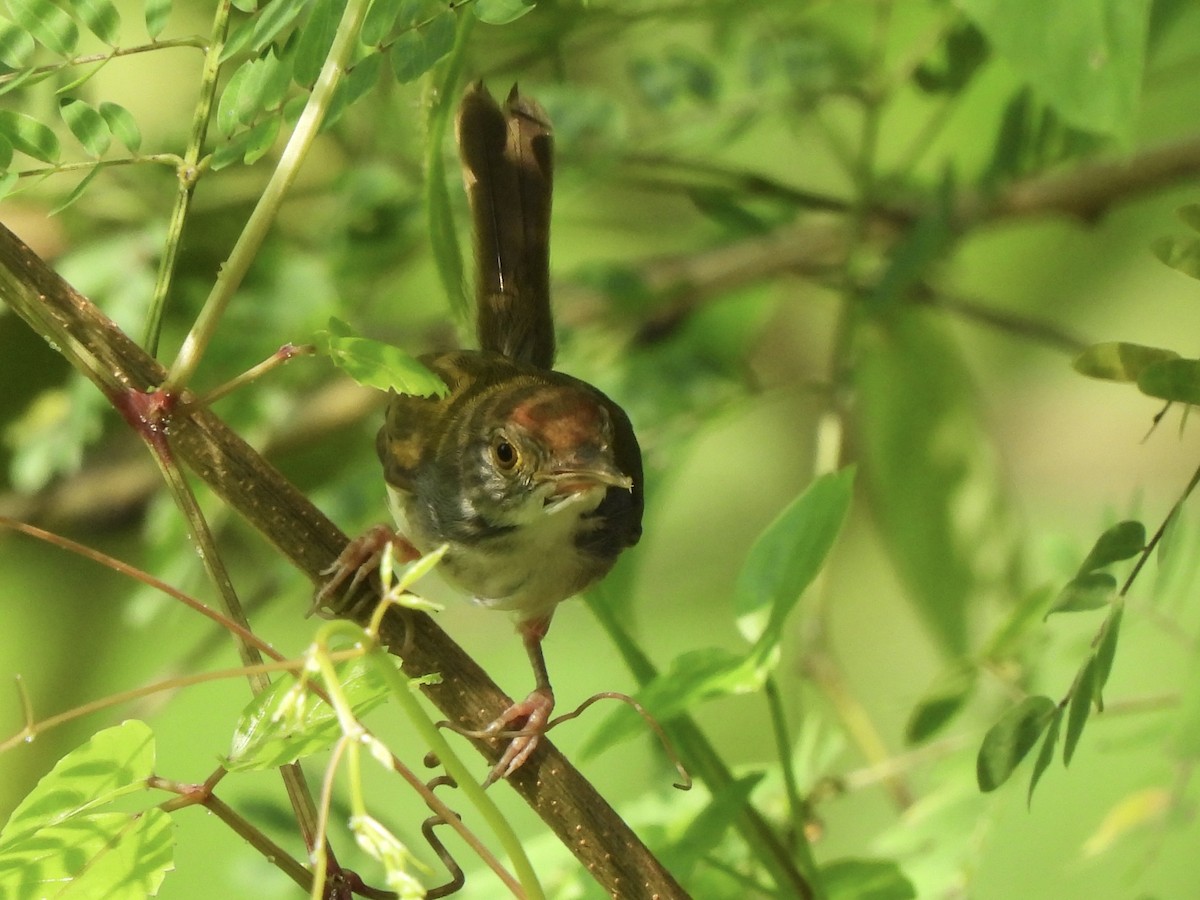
[482,687,555,787]
[312,524,416,616]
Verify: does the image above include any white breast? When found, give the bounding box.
[386,484,608,622]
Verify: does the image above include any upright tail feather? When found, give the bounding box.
[456,81,556,370]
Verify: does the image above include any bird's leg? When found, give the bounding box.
[482,614,555,787]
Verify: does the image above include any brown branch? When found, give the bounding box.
[563,131,1200,342]
[973,131,1200,223]
[0,221,692,899]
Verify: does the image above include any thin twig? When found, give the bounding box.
[0,37,206,87]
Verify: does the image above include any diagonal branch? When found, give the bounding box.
[0,221,693,900]
[563,130,1200,340]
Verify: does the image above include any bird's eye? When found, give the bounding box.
[491,437,519,470]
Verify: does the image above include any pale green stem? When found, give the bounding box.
[317,619,544,900]
[304,617,522,894]
[162,0,372,392]
[0,37,204,87]
[309,732,347,899]
[424,11,475,324]
[585,592,821,898]
[143,0,234,355]
[15,155,182,179]
[764,676,806,844]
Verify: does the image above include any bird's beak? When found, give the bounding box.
[544,457,633,495]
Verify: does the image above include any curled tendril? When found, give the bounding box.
[420,754,466,898]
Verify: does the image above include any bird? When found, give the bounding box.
[321,82,643,785]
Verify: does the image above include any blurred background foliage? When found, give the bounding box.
[4,0,1200,897]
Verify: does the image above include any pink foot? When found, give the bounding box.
[312,524,417,615]
[482,686,555,787]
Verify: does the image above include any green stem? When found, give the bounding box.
[15,155,182,179]
[806,0,917,817]
[585,593,822,899]
[0,37,205,87]
[143,0,234,356]
[424,11,476,325]
[151,439,325,852]
[764,676,806,844]
[319,620,544,900]
[162,0,373,391]
[150,445,266,685]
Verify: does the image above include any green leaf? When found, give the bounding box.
[687,187,776,237]
[324,50,382,127]
[856,312,999,657]
[389,7,454,82]
[0,63,36,97]
[977,694,1056,792]
[580,648,762,759]
[1063,655,1097,766]
[59,97,112,157]
[426,110,467,322]
[904,660,978,745]
[1178,203,1200,234]
[472,0,534,25]
[143,0,170,39]
[5,373,105,494]
[1045,571,1116,618]
[1078,519,1145,573]
[212,47,290,149]
[292,0,343,85]
[0,809,174,898]
[913,20,987,93]
[734,467,855,648]
[239,46,294,121]
[1152,234,1200,279]
[0,169,16,203]
[50,165,101,213]
[0,720,155,846]
[359,0,403,45]
[69,0,122,44]
[1093,599,1123,702]
[959,0,1149,140]
[315,320,448,396]
[98,101,141,153]
[1138,357,1200,405]
[865,173,953,312]
[0,14,35,67]
[630,48,718,110]
[985,584,1054,657]
[241,111,281,164]
[821,858,916,900]
[250,0,310,53]
[985,86,1043,181]
[0,110,61,163]
[1072,341,1180,382]
[1027,704,1064,806]
[6,0,79,55]
[226,656,395,771]
[211,127,258,171]
[220,15,257,62]
[216,59,253,136]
